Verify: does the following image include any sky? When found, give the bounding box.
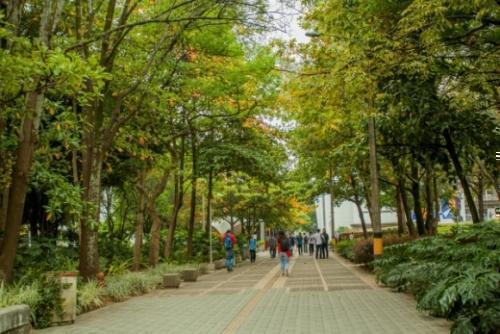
[266,0,309,43]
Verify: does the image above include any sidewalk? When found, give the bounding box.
[39,252,450,334]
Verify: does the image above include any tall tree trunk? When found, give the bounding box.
[432,174,440,235]
[133,172,145,270]
[476,167,484,221]
[443,129,480,223]
[186,134,197,258]
[0,187,9,233]
[0,92,44,282]
[164,138,185,259]
[350,176,368,239]
[205,168,213,235]
[79,147,102,279]
[147,204,162,266]
[424,163,434,235]
[0,0,61,282]
[165,176,178,259]
[410,161,426,236]
[395,185,405,236]
[398,177,416,236]
[361,175,374,226]
[354,197,368,239]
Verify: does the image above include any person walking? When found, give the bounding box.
[308,232,315,256]
[297,233,303,256]
[222,230,237,272]
[314,229,323,259]
[269,234,277,258]
[321,228,330,259]
[289,233,295,257]
[278,231,291,276]
[302,233,309,253]
[249,235,257,263]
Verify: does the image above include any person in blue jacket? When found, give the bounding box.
[249,235,257,263]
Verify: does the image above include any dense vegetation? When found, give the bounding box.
[375,222,500,334]
[0,0,498,331]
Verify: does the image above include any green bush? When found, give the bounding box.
[353,235,412,264]
[77,280,104,314]
[335,240,355,260]
[336,235,411,264]
[14,237,78,282]
[0,276,63,329]
[374,221,500,334]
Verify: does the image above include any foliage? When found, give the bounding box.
[105,271,160,302]
[0,281,41,321]
[0,275,63,329]
[335,240,355,261]
[104,262,198,302]
[76,280,104,315]
[14,238,78,282]
[374,222,500,333]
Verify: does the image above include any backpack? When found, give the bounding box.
[224,234,233,250]
[280,238,289,252]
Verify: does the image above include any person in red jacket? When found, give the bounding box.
[221,230,237,272]
[277,231,291,276]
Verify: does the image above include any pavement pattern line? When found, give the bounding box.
[271,257,296,289]
[222,265,280,334]
[332,252,378,289]
[200,261,267,296]
[313,255,329,291]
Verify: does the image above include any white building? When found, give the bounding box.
[314,193,397,236]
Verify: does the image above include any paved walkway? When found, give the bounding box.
[39,252,450,334]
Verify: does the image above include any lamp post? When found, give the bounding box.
[329,168,337,240]
[321,193,327,231]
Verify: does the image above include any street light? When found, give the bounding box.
[306,30,382,255]
[305,30,321,38]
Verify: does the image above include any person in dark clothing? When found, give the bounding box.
[289,234,295,256]
[269,235,277,258]
[308,232,314,256]
[302,233,309,253]
[321,228,330,259]
[297,233,303,255]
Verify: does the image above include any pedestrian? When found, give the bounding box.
[278,231,291,276]
[304,233,309,253]
[314,229,323,259]
[221,229,237,272]
[297,233,303,256]
[289,233,295,257]
[321,228,330,259]
[269,234,277,258]
[249,235,257,263]
[308,232,314,256]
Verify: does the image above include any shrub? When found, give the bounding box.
[374,221,500,334]
[0,281,41,320]
[335,240,355,260]
[77,280,104,314]
[0,276,62,329]
[105,271,158,301]
[14,237,78,282]
[353,235,412,264]
[336,235,411,264]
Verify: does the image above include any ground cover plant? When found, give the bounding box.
[374,222,500,334]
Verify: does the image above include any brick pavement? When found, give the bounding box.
[38,252,450,334]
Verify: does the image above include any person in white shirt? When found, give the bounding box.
[313,229,323,259]
[308,232,315,256]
